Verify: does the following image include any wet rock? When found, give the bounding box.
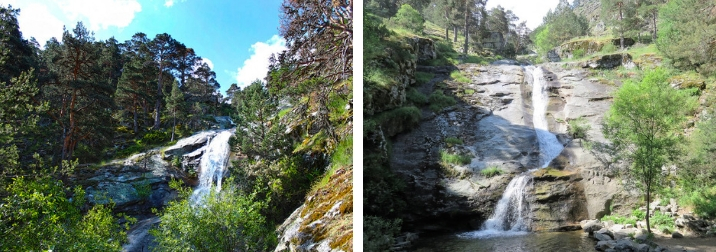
[595,232,613,241]
[581,219,604,234]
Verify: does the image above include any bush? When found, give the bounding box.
[393,4,424,33]
[481,165,504,178]
[651,210,674,231]
[0,176,125,251]
[450,70,470,83]
[632,208,646,220]
[568,116,591,139]
[139,130,169,145]
[573,49,585,58]
[364,216,402,252]
[151,185,274,251]
[133,180,152,199]
[440,150,471,165]
[428,90,456,112]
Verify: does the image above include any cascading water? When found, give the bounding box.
[189,129,234,204]
[529,66,565,168]
[459,66,565,239]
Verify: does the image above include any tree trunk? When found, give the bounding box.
[463,1,469,55]
[171,110,176,142]
[651,11,657,41]
[154,66,164,130]
[453,26,458,42]
[646,188,651,233]
[133,105,138,134]
[618,3,624,49]
[445,27,449,40]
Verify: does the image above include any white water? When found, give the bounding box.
[189,129,234,204]
[529,66,565,168]
[459,66,564,239]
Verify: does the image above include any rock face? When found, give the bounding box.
[274,166,352,252]
[552,39,606,60]
[390,61,639,234]
[364,40,417,116]
[411,37,437,64]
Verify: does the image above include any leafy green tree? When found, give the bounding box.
[232,80,287,161]
[657,0,716,75]
[149,33,178,130]
[0,5,36,84]
[165,80,185,141]
[151,181,273,251]
[603,68,696,233]
[0,175,125,251]
[601,0,639,49]
[636,0,665,42]
[41,22,115,161]
[394,4,424,33]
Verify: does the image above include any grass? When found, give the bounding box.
[406,88,428,105]
[464,89,475,95]
[480,165,503,178]
[444,136,463,146]
[440,150,471,165]
[428,89,457,112]
[415,71,434,84]
[450,70,470,83]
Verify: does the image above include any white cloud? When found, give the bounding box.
[164,0,173,7]
[235,35,286,88]
[201,58,214,70]
[16,3,64,47]
[58,0,142,31]
[486,0,559,30]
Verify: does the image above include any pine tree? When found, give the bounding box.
[165,80,185,141]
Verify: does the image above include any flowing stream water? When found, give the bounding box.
[189,129,234,205]
[457,66,565,240]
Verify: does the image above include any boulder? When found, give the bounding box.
[595,231,613,241]
[672,231,683,238]
[581,219,604,234]
[411,37,437,64]
[582,53,634,69]
[595,240,614,251]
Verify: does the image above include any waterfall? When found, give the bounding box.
[189,129,234,204]
[459,66,564,239]
[529,66,564,168]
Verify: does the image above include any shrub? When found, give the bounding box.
[364,216,402,252]
[440,150,471,165]
[450,70,470,83]
[481,165,504,178]
[133,180,152,199]
[573,49,585,58]
[651,210,674,231]
[632,208,646,220]
[139,130,169,145]
[429,90,456,112]
[568,116,591,139]
[393,4,424,33]
[464,89,476,95]
[151,186,274,251]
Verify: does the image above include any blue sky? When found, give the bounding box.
[0,0,288,94]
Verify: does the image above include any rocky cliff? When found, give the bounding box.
[388,59,639,234]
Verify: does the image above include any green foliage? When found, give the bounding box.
[151,185,274,251]
[232,80,287,161]
[406,88,428,105]
[139,130,169,145]
[603,68,697,232]
[393,4,424,34]
[651,210,674,231]
[440,150,471,165]
[481,165,504,178]
[365,106,422,137]
[601,42,617,54]
[534,25,555,56]
[450,70,470,83]
[632,208,646,220]
[415,71,434,84]
[601,0,640,49]
[573,49,585,59]
[568,116,591,139]
[657,0,716,75]
[428,90,457,112]
[117,142,144,158]
[445,136,463,146]
[0,176,125,251]
[681,187,716,219]
[364,216,402,252]
[133,180,152,199]
[601,214,638,227]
